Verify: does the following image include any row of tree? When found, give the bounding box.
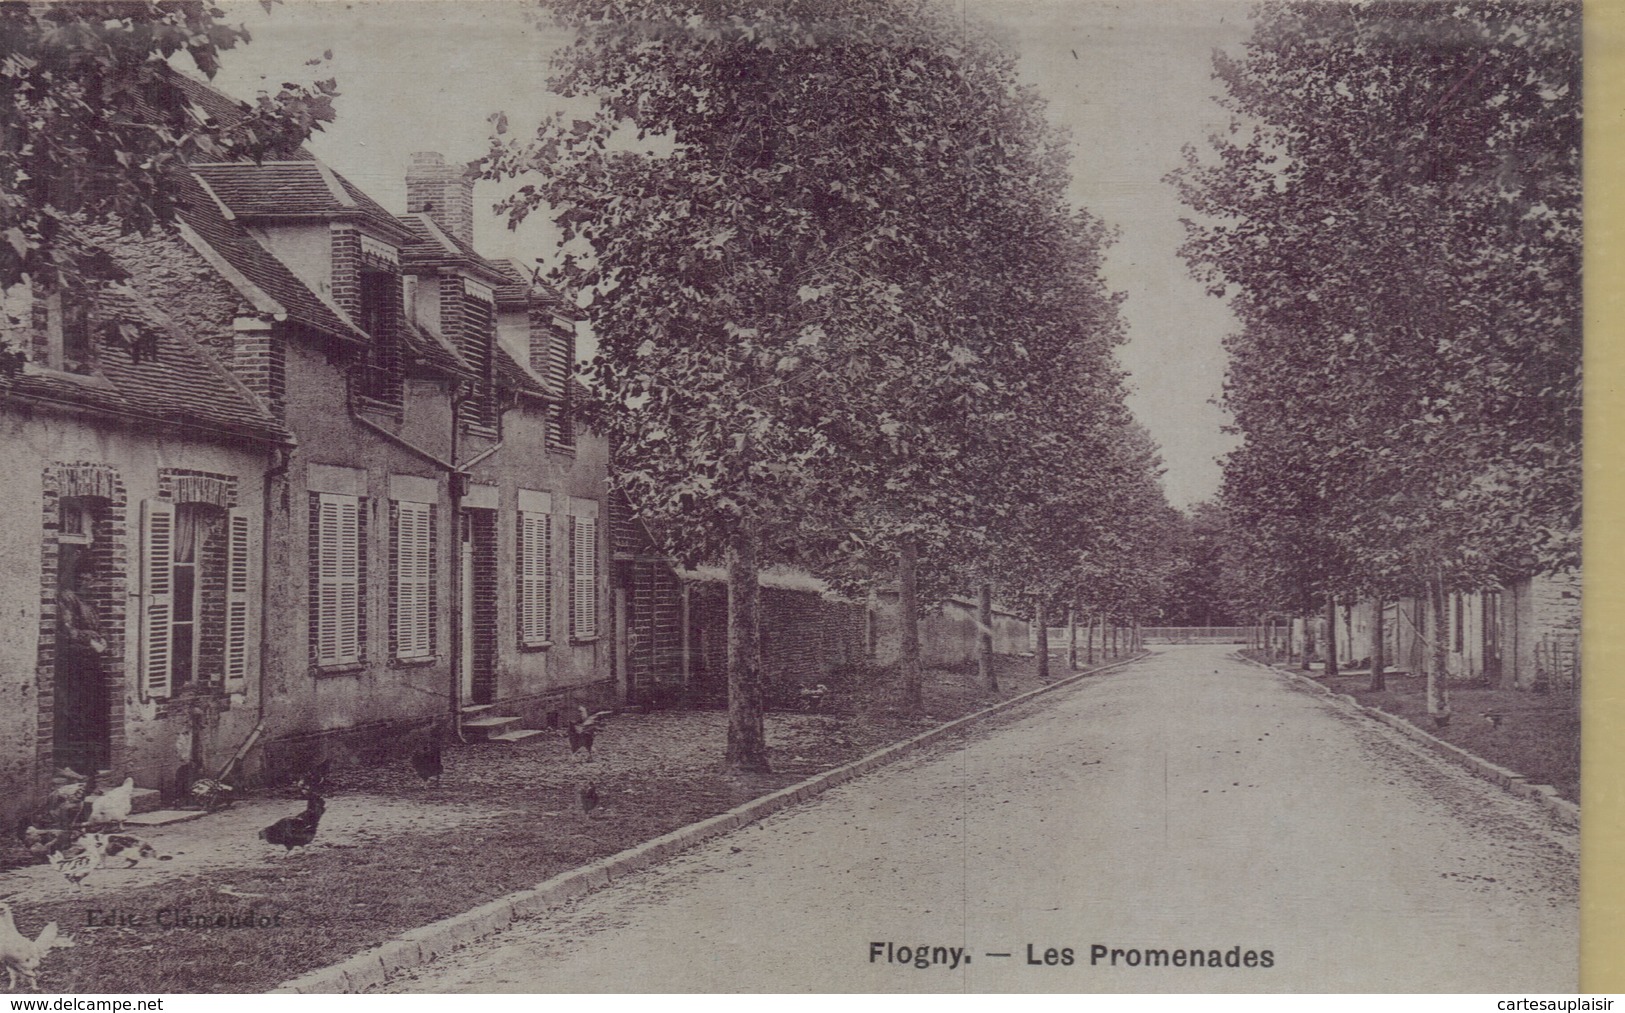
[1170,0,1581,722]
[481,0,1175,769]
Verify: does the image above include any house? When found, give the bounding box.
[1,73,615,829]
[0,250,288,827]
[1298,570,1580,692]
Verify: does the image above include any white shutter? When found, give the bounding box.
[520,511,551,646]
[140,499,175,699]
[572,515,597,639]
[317,493,361,665]
[225,508,251,687]
[397,501,432,660]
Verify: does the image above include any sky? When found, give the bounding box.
[208,0,1252,509]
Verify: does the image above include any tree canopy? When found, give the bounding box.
[1,0,337,368]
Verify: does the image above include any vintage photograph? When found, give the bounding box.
[0,0,1582,994]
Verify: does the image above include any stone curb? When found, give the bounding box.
[1234,652,1580,829]
[272,651,1148,993]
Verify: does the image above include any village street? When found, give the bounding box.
[381,645,1579,993]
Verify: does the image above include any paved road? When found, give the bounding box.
[382,646,1578,992]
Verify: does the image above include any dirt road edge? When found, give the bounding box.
[272,651,1147,993]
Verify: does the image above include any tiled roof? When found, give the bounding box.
[191,162,416,243]
[143,70,318,161]
[494,259,579,317]
[399,214,513,286]
[493,342,549,400]
[399,316,478,382]
[174,173,367,347]
[2,291,287,444]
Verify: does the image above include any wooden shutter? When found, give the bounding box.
[572,515,597,639]
[317,493,361,665]
[225,507,251,687]
[140,499,176,699]
[397,501,432,659]
[520,511,551,646]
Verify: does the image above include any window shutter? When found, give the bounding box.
[397,501,432,660]
[140,499,176,699]
[225,507,251,688]
[520,511,551,646]
[317,493,361,665]
[572,515,597,639]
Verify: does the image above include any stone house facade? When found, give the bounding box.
[0,74,614,829]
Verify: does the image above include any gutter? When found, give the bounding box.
[0,387,291,449]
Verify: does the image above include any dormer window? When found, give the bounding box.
[354,267,403,410]
[33,289,97,375]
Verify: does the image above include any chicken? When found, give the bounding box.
[566,706,612,761]
[410,738,443,786]
[258,795,325,852]
[44,771,95,827]
[18,823,77,860]
[46,833,115,887]
[578,781,600,815]
[86,777,135,828]
[0,902,73,991]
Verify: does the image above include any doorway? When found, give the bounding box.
[53,509,111,776]
[459,508,496,705]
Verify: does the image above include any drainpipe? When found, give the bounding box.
[448,385,464,742]
[255,444,292,778]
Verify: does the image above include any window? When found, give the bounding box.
[456,281,498,431]
[139,500,249,698]
[32,290,96,373]
[355,270,402,407]
[569,513,598,640]
[545,320,575,452]
[392,500,434,661]
[312,493,365,667]
[518,510,552,647]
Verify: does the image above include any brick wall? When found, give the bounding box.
[405,152,475,247]
[686,582,867,705]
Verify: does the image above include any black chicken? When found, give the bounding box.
[258,795,325,852]
[410,733,443,786]
[566,706,612,761]
[578,782,600,815]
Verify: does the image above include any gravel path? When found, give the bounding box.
[380,645,1578,993]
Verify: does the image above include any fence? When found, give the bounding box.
[1139,626,1252,644]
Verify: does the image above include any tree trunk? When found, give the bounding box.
[898,536,922,712]
[1066,607,1079,670]
[1301,615,1314,670]
[1367,598,1386,692]
[1110,622,1118,657]
[1324,596,1338,677]
[977,582,996,692]
[1035,600,1050,681]
[1085,613,1095,665]
[725,521,769,771]
[1427,579,1452,726]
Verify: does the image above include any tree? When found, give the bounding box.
[1,1,337,371]
[1173,0,1580,716]
[483,0,1110,764]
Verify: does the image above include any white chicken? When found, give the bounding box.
[86,776,135,828]
[0,902,73,990]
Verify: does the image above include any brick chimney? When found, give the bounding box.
[405,151,474,247]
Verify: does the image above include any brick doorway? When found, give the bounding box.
[39,465,128,783]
